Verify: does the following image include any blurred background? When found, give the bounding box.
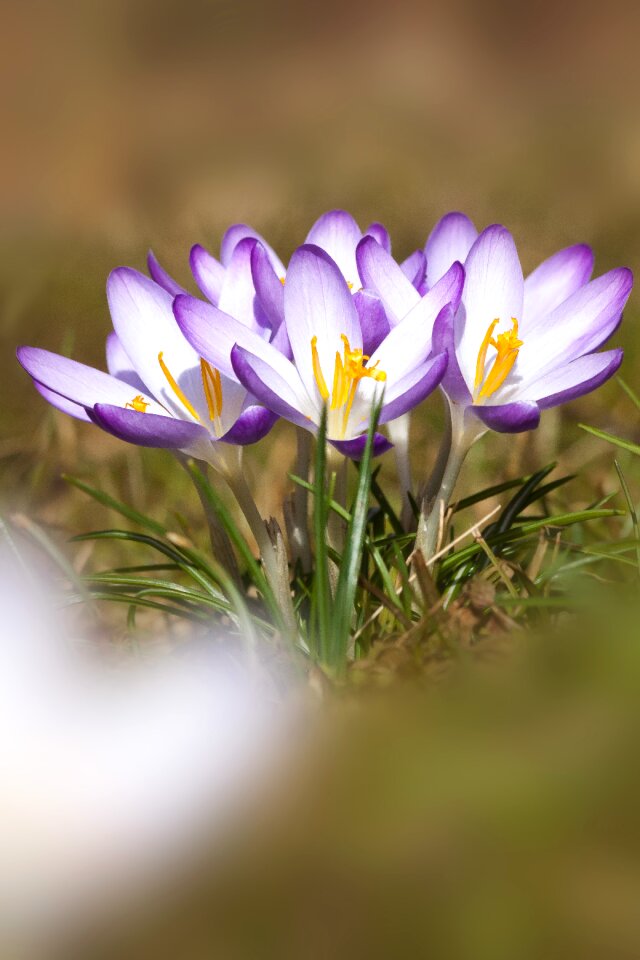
[3,1,640,955]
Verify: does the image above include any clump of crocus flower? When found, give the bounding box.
[17,208,633,611]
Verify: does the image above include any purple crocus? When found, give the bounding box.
[250,209,425,347]
[17,268,277,463]
[408,217,633,558]
[176,244,464,458]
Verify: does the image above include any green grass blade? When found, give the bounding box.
[579,424,640,457]
[64,474,167,535]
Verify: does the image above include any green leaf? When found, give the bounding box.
[64,475,167,535]
[330,400,382,670]
[579,424,640,457]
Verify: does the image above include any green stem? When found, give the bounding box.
[221,456,297,637]
[415,404,472,562]
[388,413,413,530]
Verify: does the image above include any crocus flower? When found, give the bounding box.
[175,245,464,458]
[17,268,277,464]
[409,218,633,558]
[250,209,426,355]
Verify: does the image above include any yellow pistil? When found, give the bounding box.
[473,318,523,403]
[125,394,149,413]
[158,352,202,421]
[310,333,386,437]
[200,358,224,434]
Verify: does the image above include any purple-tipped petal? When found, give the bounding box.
[378,352,448,425]
[251,241,285,330]
[220,224,285,276]
[470,400,540,434]
[92,404,210,450]
[174,295,307,413]
[217,237,266,331]
[456,225,524,390]
[356,236,421,326]
[368,263,464,387]
[305,209,363,283]
[147,250,189,297]
[425,212,478,288]
[220,405,278,445]
[528,349,624,410]
[284,244,361,398]
[105,332,146,391]
[523,244,594,333]
[365,222,391,253]
[330,433,393,460]
[269,316,292,357]
[17,345,155,410]
[34,382,92,422]
[190,244,225,305]
[517,267,633,381]
[231,344,315,430]
[107,267,207,422]
[400,250,427,289]
[353,290,390,355]
[431,303,471,404]
[230,344,312,431]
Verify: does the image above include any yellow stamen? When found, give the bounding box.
[311,336,329,401]
[473,318,523,403]
[309,333,387,438]
[279,276,286,285]
[158,352,201,421]
[200,358,224,424]
[125,394,149,413]
[347,281,354,291]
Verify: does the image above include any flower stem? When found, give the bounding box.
[415,404,471,563]
[218,451,297,637]
[286,427,312,573]
[387,413,414,530]
[176,453,241,586]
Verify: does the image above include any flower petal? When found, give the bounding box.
[189,244,225,304]
[431,305,471,404]
[377,352,448,424]
[220,405,278,445]
[365,222,391,253]
[147,250,189,297]
[356,236,421,326]
[515,267,632,381]
[284,244,361,399]
[400,250,427,289]
[425,212,478,288]
[353,289,390,355]
[367,263,464,387]
[305,210,363,283]
[174,295,308,415]
[107,267,208,422]
[230,344,313,430]
[251,241,285,330]
[217,237,266,331]
[456,225,524,391]
[470,400,540,433]
[220,224,285,276]
[330,433,393,460]
[523,244,594,333]
[105,332,145,391]
[34,381,92,422]
[523,348,624,409]
[92,403,210,452]
[17,345,159,411]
